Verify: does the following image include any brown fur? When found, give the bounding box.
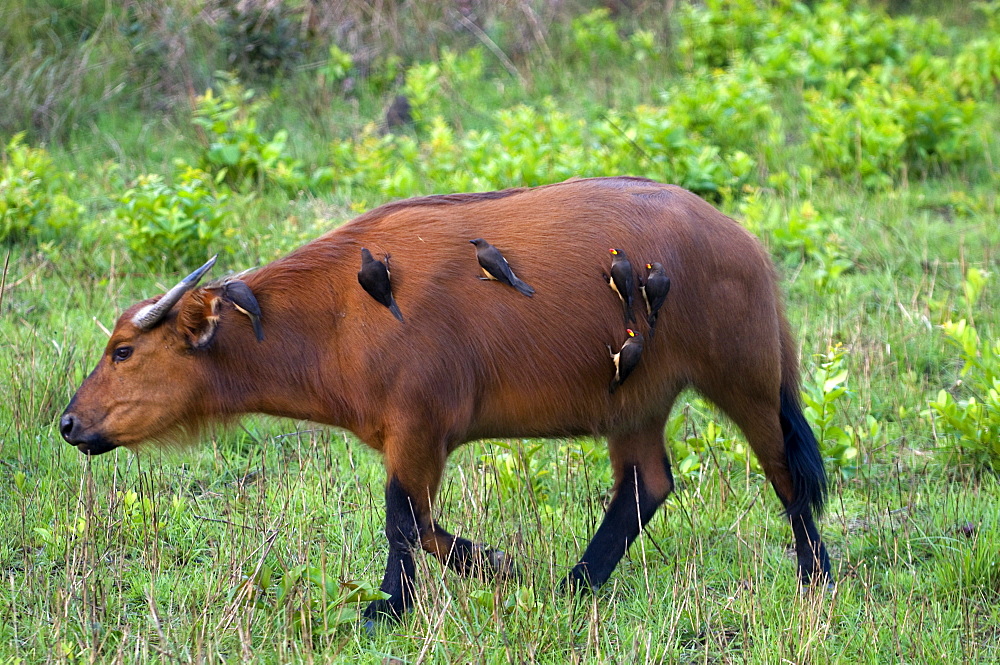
[64,176,821,598]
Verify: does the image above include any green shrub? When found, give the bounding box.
[674,0,770,71]
[331,97,755,203]
[115,167,230,269]
[925,319,1000,473]
[675,0,950,86]
[218,1,303,78]
[805,73,979,187]
[0,133,82,244]
[192,74,305,192]
[740,195,853,294]
[802,344,860,476]
[659,58,782,155]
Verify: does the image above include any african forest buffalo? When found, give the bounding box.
[61,176,830,626]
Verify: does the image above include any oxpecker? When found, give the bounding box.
[606,248,635,324]
[640,262,671,337]
[470,238,535,297]
[222,279,264,341]
[358,248,404,322]
[608,329,643,394]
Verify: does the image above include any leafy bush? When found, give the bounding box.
[805,74,979,187]
[115,167,230,269]
[219,1,304,78]
[925,319,1000,473]
[675,0,950,86]
[0,133,82,244]
[802,345,860,476]
[740,195,852,293]
[192,74,305,192]
[659,58,782,155]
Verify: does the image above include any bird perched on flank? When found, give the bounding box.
[607,329,643,394]
[605,248,635,324]
[640,262,670,338]
[470,238,535,297]
[358,248,404,322]
[222,279,264,341]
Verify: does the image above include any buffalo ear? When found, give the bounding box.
[176,289,223,350]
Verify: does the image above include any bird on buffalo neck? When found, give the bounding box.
[358,248,404,322]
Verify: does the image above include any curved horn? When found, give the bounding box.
[132,255,218,330]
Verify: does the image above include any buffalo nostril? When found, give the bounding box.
[60,414,75,442]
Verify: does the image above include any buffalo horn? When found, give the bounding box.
[132,255,218,330]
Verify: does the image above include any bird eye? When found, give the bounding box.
[112,346,133,363]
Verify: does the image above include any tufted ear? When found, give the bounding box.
[176,289,224,350]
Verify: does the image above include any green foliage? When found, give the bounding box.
[802,345,860,476]
[0,133,82,244]
[321,45,354,86]
[659,59,782,155]
[191,74,305,192]
[219,1,304,78]
[570,8,627,61]
[676,0,949,83]
[115,168,230,269]
[334,98,753,201]
[233,563,388,632]
[805,75,978,187]
[925,314,1000,473]
[740,196,853,294]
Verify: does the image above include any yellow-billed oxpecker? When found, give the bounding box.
[607,328,643,394]
[470,238,535,297]
[606,248,636,324]
[640,262,670,338]
[358,247,405,322]
[222,279,265,341]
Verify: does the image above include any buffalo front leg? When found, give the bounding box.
[565,425,674,591]
[420,521,518,580]
[362,475,424,626]
[362,435,446,627]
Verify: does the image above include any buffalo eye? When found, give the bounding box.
[112,346,133,363]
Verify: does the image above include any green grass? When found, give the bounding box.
[3,0,1000,662]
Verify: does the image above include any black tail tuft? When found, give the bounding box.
[779,387,827,519]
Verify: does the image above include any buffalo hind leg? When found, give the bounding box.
[710,386,831,585]
[565,424,674,591]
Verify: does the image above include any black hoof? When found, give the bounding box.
[362,597,406,626]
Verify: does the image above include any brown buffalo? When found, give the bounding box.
[61,176,829,626]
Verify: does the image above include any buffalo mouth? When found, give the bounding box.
[74,437,119,456]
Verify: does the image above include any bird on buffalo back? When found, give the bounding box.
[470,238,535,297]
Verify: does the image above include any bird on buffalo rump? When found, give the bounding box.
[604,248,636,324]
[640,262,670,338]
[358,247,404,322]
[607,328,643,394]
[470,238,535,297]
